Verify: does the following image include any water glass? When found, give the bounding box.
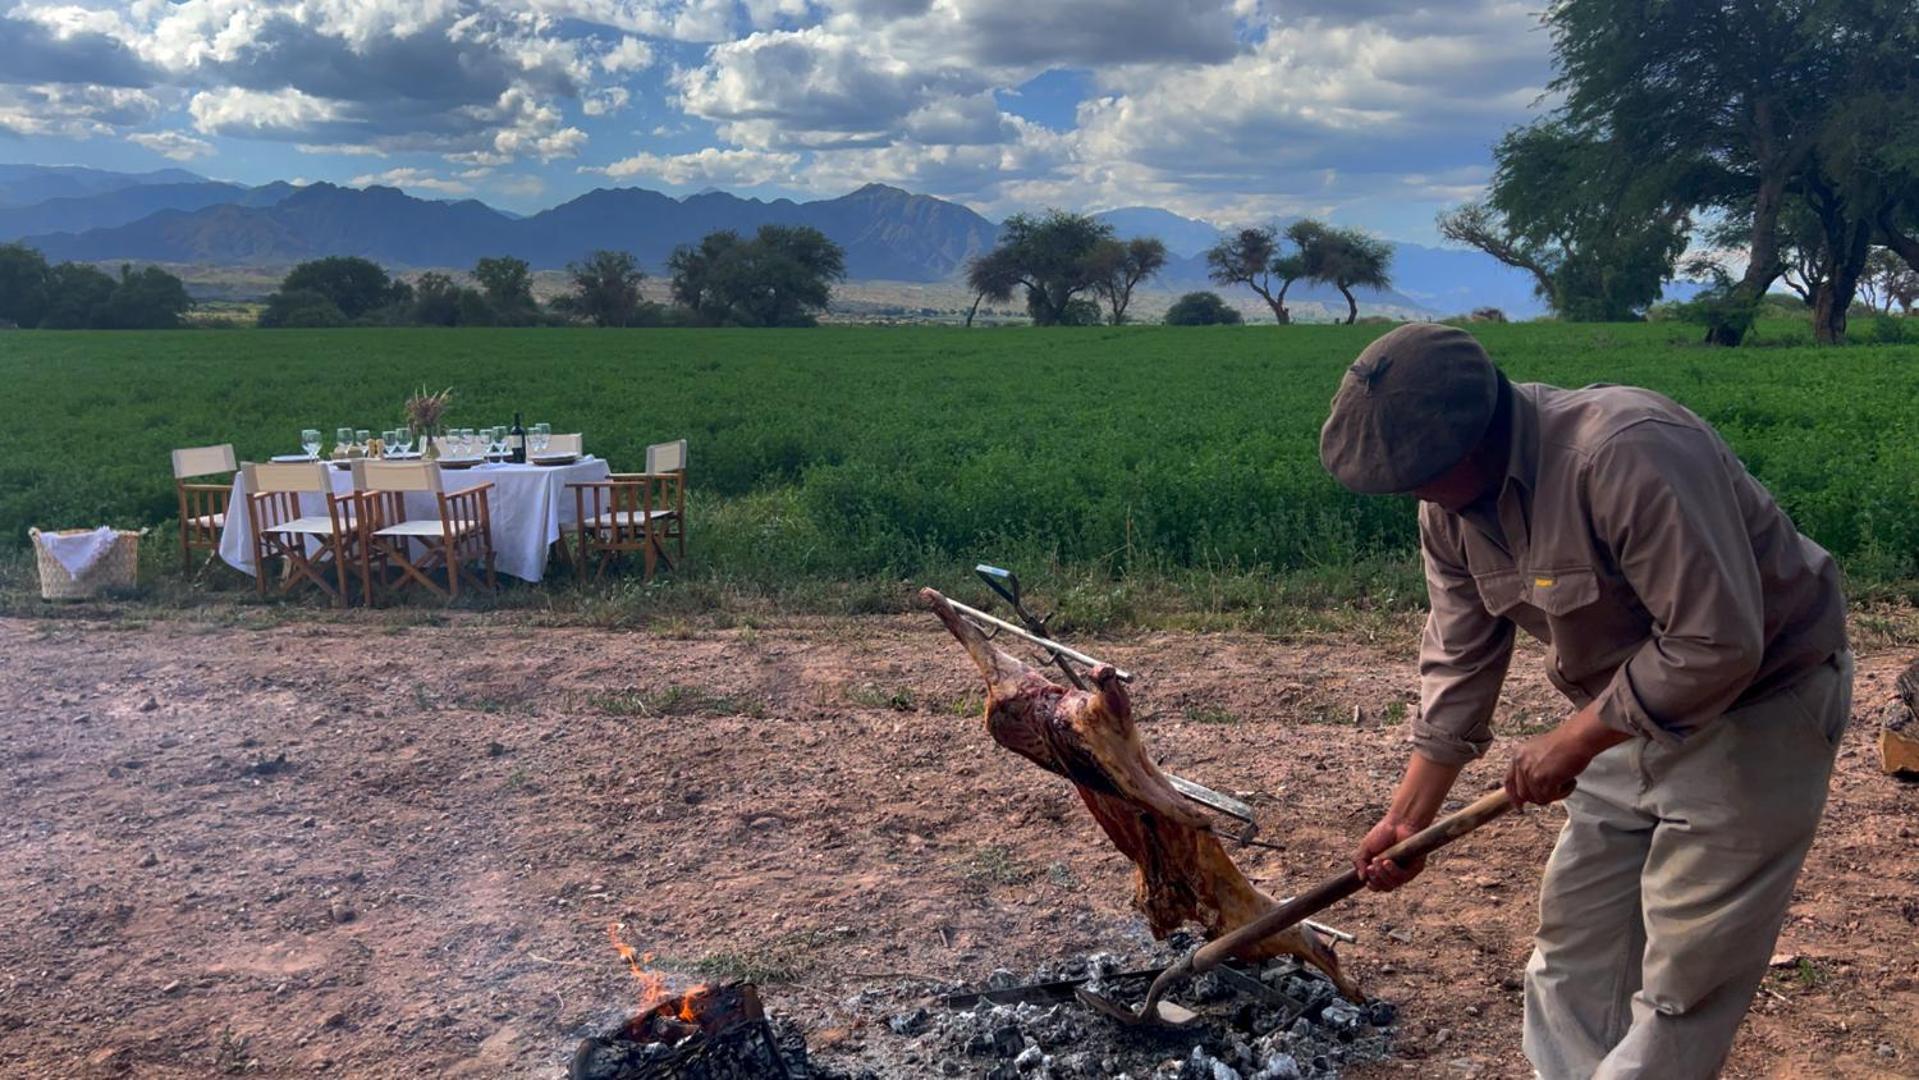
[493,426,509,456]
[394,429,413,456]
[381,430,398,457]
[301,429,321,457]
[355,429,371,456]
[532,423,550,454]
[336,426,353,455]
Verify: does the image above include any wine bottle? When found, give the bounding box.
[510,411,527,464]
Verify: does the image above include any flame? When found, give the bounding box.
[608,923,673,1014]
[608,922,711,1022]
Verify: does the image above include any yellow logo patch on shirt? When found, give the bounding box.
[1534,576,1556,588]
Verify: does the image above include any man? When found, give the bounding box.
[1320,323,1851,1079]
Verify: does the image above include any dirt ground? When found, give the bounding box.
[0,611,1913,1079]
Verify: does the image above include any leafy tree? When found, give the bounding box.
[1164,291,1244,325]
[412,271,493,327]
[668,225,845,327]
[1293,221,1393,325]
[1204,225,1307,324]
[36,263,117,329]
[0,242,50,328]
[93,264,191,329]
[1858,248,1918,314]
[555,250,646,327]
[1087,237,1167,325]
[967,211,1113,326]
[1438,123,1695,323]
[1056,297,1103,326]
[473,256,537,323]
[277,256,409,320]
[258,288,348,328]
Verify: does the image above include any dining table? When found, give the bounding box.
[218,456,613,583]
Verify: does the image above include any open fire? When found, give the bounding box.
[572,924,811,1080]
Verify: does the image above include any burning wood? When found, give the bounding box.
[574,925,798,1080]
[921,587,1360,1001]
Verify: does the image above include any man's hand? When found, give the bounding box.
[1504,703,1630,806]
[1355,754,1460,892]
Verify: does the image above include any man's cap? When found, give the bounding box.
[1318,322,1501,495]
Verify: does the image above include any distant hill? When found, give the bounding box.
[0,164,207,209]
[28,180,999,283]
[8,165,1566,313]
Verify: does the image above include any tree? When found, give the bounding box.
[1438,123,1696,323]
[668,225,846,327]
[93,264,191,329]
[0,242,50,328]
[473,256,536,323]
[557,250,646,327]
[277,256,410,321]
[1523,0,1919,343]
[1164,291,1243,325]
[258,288,347,328]
[1088,237,1167,325]
[1205,225,1305,324]
[1859,248,1919,314]
[1294,221,1393,325]
[967,211,1113,326]
[35,263,117,329]
[412,271,493,327]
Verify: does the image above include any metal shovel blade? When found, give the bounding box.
[1073,986,1199,1028]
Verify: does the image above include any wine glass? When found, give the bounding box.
[494,425,510,458]
[458,428,476,458]
[354,429,371,456]
[532,423,550,455]
[394,428,413,456]
[336,427,353,456]
[381,430,398,458]
[301,429,321,458]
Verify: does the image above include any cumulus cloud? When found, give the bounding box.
[582,146,802,185]
[599,36,654,73]
[128,129,216,160]
[0,84,159,138]
[350,167,474,195]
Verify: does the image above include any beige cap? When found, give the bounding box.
[1319,323,1501,494]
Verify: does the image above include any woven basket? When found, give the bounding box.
[29,528,142,601]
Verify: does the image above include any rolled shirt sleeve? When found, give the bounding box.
[1415,510,1516,765]
[1588,422,1766,744]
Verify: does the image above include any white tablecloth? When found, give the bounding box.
[219,457,612,583]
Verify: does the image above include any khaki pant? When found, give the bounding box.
[1523,653,1853,1080]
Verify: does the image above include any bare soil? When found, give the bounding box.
[0,613,1912,1079]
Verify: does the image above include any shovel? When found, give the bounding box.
[1076,788,1518,1027]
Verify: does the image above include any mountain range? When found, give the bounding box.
[1,164,1547,316]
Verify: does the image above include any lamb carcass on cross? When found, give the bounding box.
[920,587,1358,1000]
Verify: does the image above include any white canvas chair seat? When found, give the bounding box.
[374,518,481,538]
[273,515,348,536]
[587,508,675,528]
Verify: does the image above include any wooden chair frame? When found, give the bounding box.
[173,444,237,573]
[353,462,497,603]
[245,462,359,606]
[642,439,688,562]
[569,477,674,583]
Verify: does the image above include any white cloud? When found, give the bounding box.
[189,87,341,137]
[582,146,802,185]
[128,129,216,159]
[582,86,632,116]
[600,35,654,73]
[350,166,473,194]
[0,84,159,137]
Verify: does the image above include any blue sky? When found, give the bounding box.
[0,1,1556,242]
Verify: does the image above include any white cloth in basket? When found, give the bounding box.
[40,526,120,577]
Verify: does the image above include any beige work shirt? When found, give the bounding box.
[1414,382,1847,766]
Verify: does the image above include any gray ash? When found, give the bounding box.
[820,939,1395,1079]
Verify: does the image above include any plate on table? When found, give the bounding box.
[271,453,319,463]
[438,457,484,470]
[531,454,579,467]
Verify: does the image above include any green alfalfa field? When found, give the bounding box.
[4,321,1917,626]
